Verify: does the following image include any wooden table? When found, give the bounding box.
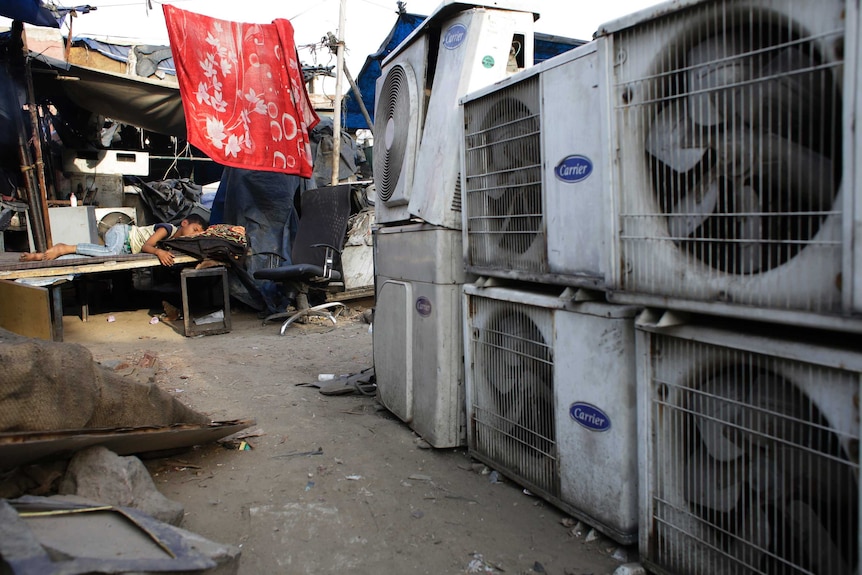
[0,252,199,341]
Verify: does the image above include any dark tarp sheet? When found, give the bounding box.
[0,0,72,28]
[211,167,305,314]
[343,12,585,130]
[30,53,186,136]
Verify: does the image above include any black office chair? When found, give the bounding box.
[254,184,352,334]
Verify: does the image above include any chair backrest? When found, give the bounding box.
[291,184,353,268]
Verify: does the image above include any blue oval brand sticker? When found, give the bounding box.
[570,402,611,432]
[443,23,468,50]
[415,296,432,317]
[555,155,593,183]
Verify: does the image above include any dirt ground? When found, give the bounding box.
[58,296,633,575]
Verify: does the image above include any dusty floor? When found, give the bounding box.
[59,297,633,575]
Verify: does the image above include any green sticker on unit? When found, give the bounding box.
[482,55,495,68]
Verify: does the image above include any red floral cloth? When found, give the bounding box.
[163,5,319,177]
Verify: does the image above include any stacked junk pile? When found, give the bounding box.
[372,1,861,574]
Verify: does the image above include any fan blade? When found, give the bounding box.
[693,378,745,462]
[684,456,741,513]
[727,505,770,571]
[667,178,718,239]
[738,47,818,136]
[731,184,764,274]
[786,500,852,575]
[687,36,750,128]
[647,106,709,174]
[706,128,834,215]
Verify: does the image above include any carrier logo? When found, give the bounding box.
[570,402,611,432]
[443,23,468,50]
[415,296,433,317]
[555,155,593,183]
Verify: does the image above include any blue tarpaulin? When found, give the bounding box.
[0,1,91,28]
[342,11,585,131]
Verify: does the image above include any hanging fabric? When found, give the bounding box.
[163,5,320,177]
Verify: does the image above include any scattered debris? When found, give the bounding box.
[466,552,503,574]
[58,445,185,526]
[613,563,647,575]
[271,447,324,459]
[611,547,630,562]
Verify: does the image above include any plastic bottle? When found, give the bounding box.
[69,191,78,207]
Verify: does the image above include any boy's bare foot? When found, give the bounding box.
[18,243,75,262]
[42,244,72,260]
[19,252,45,262]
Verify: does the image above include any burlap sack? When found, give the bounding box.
[0,328,209,432]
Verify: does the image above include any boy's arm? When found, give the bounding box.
[141,227,175,266]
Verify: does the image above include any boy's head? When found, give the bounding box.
[178,214,207,236]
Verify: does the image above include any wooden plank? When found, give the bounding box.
[0,280,55,341]
[0,254,198,280]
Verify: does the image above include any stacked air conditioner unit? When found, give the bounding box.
[594,0,862,572]
[636,315,860,575]
[459,31,649,546]
[372,1,536,448]
[375,223,468,448]
[461,42,607,288]
[373,2,535,227]
[464,283,640,544]
[600,0,861,332]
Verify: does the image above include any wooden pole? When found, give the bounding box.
[11,21,51,252]
[330,0,347,186]
[21,24,53,249]
[343,65,373,130]
[64,12,75,62]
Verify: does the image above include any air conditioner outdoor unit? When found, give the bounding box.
[372,32,430,225]
[463,282,640,544]
[373,1,535,227]
[461,41,606,287]
[94,207,137,242]
[373,223,470,447]
[599,0,862,332]
[636,313,860,575]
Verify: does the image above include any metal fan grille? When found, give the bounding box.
[467,295,558,497]
[611,1,845,312]
[463,76,545,274]
[373,64,412,203]
[644,332,859,575]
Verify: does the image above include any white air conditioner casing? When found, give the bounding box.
[636,314,861,575]
[372,34,430,225]
[461,41,606,287]
[63,149,149,176]
[599,0,862,332]
[407,6,535,229]
[373,223,471,447]
[94,207,137,242]
[48,206,98,245]
[463,283,640,544]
